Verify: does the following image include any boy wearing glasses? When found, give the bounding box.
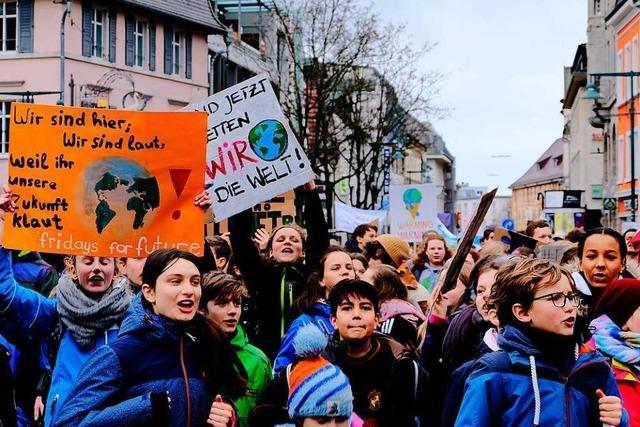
[455,258,628,426]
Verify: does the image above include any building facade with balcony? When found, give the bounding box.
[562,43,606,211]
[391,115,456,217]
[0,0,225,182]
[605,0,640,224]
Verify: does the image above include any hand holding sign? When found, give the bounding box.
[184,74,314,222]
[0,186,16,215]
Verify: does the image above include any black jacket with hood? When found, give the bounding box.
[229,188,329,360]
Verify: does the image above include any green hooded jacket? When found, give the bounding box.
[231,326,272,426]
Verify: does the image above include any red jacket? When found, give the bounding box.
[582,340,640,426]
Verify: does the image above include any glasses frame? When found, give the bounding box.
[531,291,580,308]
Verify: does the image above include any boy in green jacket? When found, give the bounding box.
[200,271,272,426]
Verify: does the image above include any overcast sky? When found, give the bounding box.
[373,0,587,195]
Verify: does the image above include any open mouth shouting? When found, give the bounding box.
[85,274,106,290]
[88,274,104,283]
[177,299,196,313]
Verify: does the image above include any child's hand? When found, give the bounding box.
[207,395,235,427]
[252,228,270,251]
[33,396,44,421]
[0,186,16,214]
[194,190,212,211]
[596,389,623,426]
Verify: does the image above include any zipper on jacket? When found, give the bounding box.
[562,359,603,426]
[179,336,191,427]
[50,393,59,417]
[564,387,571,427]
[280,267,286,337]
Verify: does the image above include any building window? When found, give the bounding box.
[617,51,624,102]
[1,1,17,52]
[625,44,632,98]
[634,38,639,95]
[172,31,181,74]
[92,9,106,57]
[134,20,146,67]
[0,101,11,154]
[594,0,601,15]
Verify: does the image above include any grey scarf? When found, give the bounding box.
[56,275,130,348]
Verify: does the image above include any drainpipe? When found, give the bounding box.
[58,0,72,105]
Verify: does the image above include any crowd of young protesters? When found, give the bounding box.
[1,181,639,427]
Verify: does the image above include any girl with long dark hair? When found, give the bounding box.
[574,228,631,340]
[273,246,354,372]
[54,249,243,427]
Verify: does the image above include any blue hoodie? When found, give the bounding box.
[0,248,120,427]
[53,294,214,426]
[455,325,629,427]
[273,301,333,372]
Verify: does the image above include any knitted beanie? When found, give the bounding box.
[287,324,353,420]
[376,234,410,267]
[595,278,640,328]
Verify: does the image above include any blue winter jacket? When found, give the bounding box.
[53,294,214,427]
[455,325,629,427]
[273,301,333,372]
[0,247,120,427]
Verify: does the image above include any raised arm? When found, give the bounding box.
[228,209,267,293]
[0,186,57,337]
[0,247,58,337]
[301,182,330,271]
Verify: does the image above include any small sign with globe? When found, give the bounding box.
[248,119,288,161]
[389,184,439,243]
[184,74,314,221]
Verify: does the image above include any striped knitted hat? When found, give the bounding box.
[287,324,353,420]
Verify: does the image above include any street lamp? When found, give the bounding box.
[584,72,640,222]
[58,0,72,105]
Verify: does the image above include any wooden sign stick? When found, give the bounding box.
[425,187,498,320]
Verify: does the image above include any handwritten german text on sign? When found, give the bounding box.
[5,103,207,257]
[184,74,314,222]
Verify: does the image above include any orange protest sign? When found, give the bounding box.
[4,103,207,257]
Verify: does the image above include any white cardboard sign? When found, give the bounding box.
[184,74,314,221]
[389,184,438,242]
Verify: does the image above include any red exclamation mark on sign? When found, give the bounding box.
[169,169,192,220]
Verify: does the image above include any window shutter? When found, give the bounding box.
[125,15,134,66]
[108,10,116,62]
[185,32,192,79]
[164,26,173,74]
[148,21,156,71]
[82,1,94,57]
[18,0,34,53]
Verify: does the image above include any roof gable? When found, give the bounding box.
[510,138,565,189]
[117,0,226,32]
